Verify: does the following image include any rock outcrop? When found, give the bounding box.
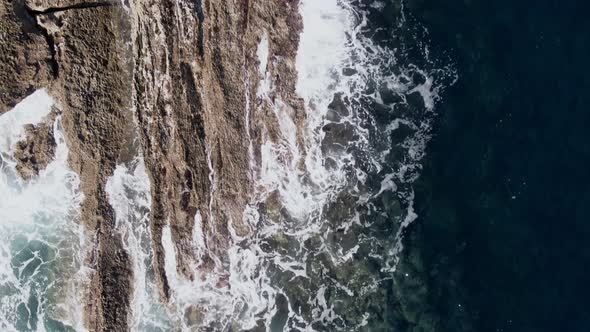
[32,3,135,331]
[3,1,135,330]
[14,108,59,179]
[130,0,303,302]
[1,0,303,330]
[0,0,54,113]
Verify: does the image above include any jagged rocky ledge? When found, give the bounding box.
[1,0,303,330]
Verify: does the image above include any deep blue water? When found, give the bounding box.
[401,0,590,331]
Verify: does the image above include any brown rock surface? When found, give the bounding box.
[0,0,54,113]
[2,1,135,329]
[130,0,304,302]
[14,108,59,179]
[45,5,135,331]
[24,0,115,13]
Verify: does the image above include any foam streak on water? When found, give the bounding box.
[0,90,87,331]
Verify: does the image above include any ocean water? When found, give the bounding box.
[400,0,590,331]
[0,91,87,331]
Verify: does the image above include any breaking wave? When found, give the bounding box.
[0,90,87,331]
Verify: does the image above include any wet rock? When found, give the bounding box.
[342,67,357,76]
[184,305,205,327]
[262,190,283,222]
[269,294,290,331]
[321,122,357,154]
[399,75,411,85]
[325,192,357,227]
[328,93,350,117]
[364,78,377,95]
[412,70,427,86]
[406,90,426,110]
[391,101,411,118]
[14,109,59,180]
[324,156,339,170]
[384,228,443,331]
[379,85,403,105]
[326,108,342,122]
[371,99,394,123]
[382,192,403,217]
[390,121,417,145]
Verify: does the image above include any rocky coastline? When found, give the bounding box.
[1,0,302,330]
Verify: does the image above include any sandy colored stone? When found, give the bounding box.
[33,3,135,331]
[0,0,54,113]
[14,109,59,179]
[130,0,304,304]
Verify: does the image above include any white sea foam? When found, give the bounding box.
[0,90,54,157]
[106,156,170,331]
[257,0,351,224]
[296,1,350,101]
[161,220,275,330]
[257,34,273,99]
[257,33,270,77]
[0,90,86,331]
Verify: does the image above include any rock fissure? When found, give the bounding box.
[24,1,117,15]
